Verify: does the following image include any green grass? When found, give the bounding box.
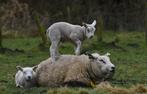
[0,31,147,94]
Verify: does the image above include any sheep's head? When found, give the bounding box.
[16,66,38,81]
[85,52,115,78]
[83,20,96,39]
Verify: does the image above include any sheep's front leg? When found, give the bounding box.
[75,40,81,55]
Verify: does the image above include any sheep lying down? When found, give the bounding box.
[15,66,38,88]
[36,53,115,87]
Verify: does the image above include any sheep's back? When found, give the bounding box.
[36,55,89,87]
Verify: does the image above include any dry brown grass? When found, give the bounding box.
[95,81,147,94]
[47,82,147,94]
[47,87,77,94]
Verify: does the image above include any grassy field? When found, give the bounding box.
[0,31,147,94]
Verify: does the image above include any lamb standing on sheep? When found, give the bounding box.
[36,52,115,87]
[15,66,38,88]
[46,20,96,63]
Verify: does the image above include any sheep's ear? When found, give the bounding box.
[91,20,96,26]
[105,52,111,56]
[84,52,95,59]
[32,65,38,71]
[16,66,23,71]
[82,22,88,28]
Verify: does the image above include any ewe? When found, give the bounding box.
[36,52,115,87]
[15,66,38,88]
[46,20,96,63]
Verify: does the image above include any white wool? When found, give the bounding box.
[46,20,97,63]
[15,66,37,88]
[36,53,115,87]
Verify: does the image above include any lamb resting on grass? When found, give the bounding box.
[15,66,38,88]
[36,52,115,87]
[46,20,96,63]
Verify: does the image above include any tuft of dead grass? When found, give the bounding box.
[47,87,90,94]
[47,87,76,94]
[47,82,147,94]
[95,81,147,94]
[131,84,147,93]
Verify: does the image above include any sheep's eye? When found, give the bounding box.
[87,28,91,32]
[99,59,106,64]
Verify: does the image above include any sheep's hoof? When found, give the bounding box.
[90,81,96,88]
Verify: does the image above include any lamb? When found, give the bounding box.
[15,66,38,88]
[36,52,115,87]
[46,20,96,63]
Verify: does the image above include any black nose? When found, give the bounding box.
[90,36,93,39]
[28,76,31,79]
[111,67,115,72]
[112,66,115,70]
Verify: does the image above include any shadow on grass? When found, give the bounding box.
[0,47,25,54]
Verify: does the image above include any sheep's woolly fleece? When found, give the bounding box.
[36,54,114,87]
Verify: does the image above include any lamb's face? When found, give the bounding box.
[83,20,96,39]
[17,66,38,81]
[23,68,35,81]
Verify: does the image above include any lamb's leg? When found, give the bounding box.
[55,43,60,57]
[75,40,81,55]
[49,30,61,63]
[50,41,60,63]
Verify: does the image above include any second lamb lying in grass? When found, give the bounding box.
[36,52,115,87]
[15,66,38,88]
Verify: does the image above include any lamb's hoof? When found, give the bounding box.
[16,85,23,88]
[75,53,80,56]
[55,55,61,59]
[51,60,55,64]
[51,55,61,63]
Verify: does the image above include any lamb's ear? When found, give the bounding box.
[91,20,96,26]
[16,66,23,71]
[32,65,38,71]
[84,52,95,59]
[105,52,111,56]
[82,22,88,28]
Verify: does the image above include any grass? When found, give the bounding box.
[0,31,147,94]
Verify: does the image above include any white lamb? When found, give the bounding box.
[46,20,97,63]
[15,66,38,88]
